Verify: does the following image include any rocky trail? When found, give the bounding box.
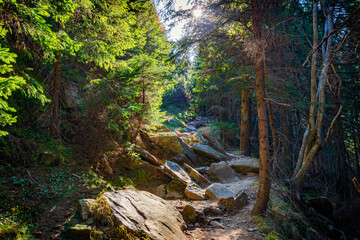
[63,118,265,240]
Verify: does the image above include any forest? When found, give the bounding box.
[0,0,359,239]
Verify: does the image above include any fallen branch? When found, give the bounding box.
[264,98,291,107]
[27,170,44,189]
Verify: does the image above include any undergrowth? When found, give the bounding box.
[254,188,309,240]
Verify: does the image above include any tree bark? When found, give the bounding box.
[251,0,271,216]
[240,87,251,156]
[50,21,62,139]
[293,1,334,189]
[50,52,61,138]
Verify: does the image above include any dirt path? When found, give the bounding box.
[166,168,264,240]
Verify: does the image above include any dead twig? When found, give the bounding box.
[27,170,44,189]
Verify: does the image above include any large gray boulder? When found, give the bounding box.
[228,157,259,173]
[192,143,227,161]
[205,183,237,200]
[163,161,192,185]
[105,190,187,240]
[208,162,239,183]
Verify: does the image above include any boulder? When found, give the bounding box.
[182,205,196,223]
[185,182,206,200]
[208,162,239,183]
[218,177,258,194]
[155,184,184,199]
[179,140,197,166]
[135,134,147,149]
[133,146,162,166]
[228,157,259,174]
[63,224,92,240]
[149,132,184,153]
[192,143,227,161]
[202,207,223,216]
[77,199,95,221]
[307,196,334,218]
[163,161,192,185]
[38,151,59,167]
[218,197,236,212]
[63,80,82,109]
[183,163,211,187]
[105,190,187,240]
[195,166,210,174]
[205,183,236,200]
[121,157,170,182]
[148,132,197,166]
[234,191,249,209]
[217,191,249,212]
[156,124,171,132]
[171,154,191,166]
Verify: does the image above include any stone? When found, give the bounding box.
[179,139,197,166]
[228,157,259,174]
[210,221,224,228]
[216,176,258,194]
[307,197,334,218]
[208,162,239,183]
[163,161,192,185]
[133,146,162,166]
[156,124,171,132]
[182,205,196,223]
[149,132,184,154]
[105,190,187,240]
[205,183,236,200]
[77,199,95,221]
[38,152,58,167]
[234,191,249,209]
[192,143,227,161]
[171,154,189,166]
[218,197,236,212]
[195,166,210,174]
[135,134,147,149]
[121,156,170,182]
[185,182,206,200]
[63,224,92,240]
[202,207,223,216]
[155,184,184,199]
[183,163,211,187]
[63,80,82,109]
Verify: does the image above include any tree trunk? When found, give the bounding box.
[251,0,271,216]
[330,71,351,202]
[293,1,334,190]
[240,87,251,156]
[50,53,61,138]
[280,106,289,157]
[50,21,62,139]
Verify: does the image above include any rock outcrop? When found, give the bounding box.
[105,190,187,240]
